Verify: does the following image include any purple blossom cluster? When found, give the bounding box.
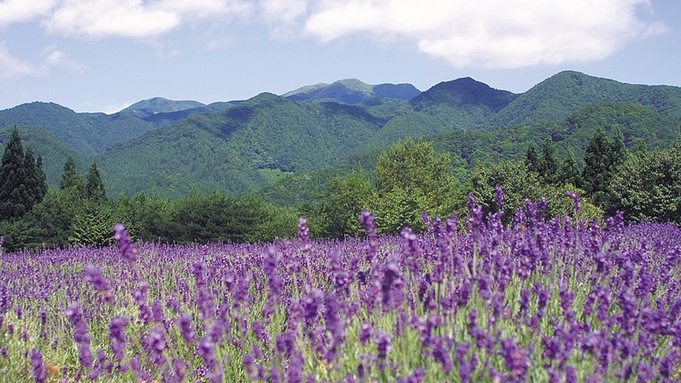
[0,196,680,382]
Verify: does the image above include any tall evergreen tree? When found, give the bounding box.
[610,125,628,166]
[22,147,47,209]
[60,155,83,191]
[35,155,48,201]
[0,128,32,220]
[582,126,613,205]
[84,161,106,202]
[559,148,582,187]
[538,138,560,184]
[525,142,540,173]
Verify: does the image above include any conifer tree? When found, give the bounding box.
[559,148,581,187]
[525,142,540,173]
[610,125,628,166]
[582,126,613,205]
[0,128,32,220]
[538,138,560,184]
[84,161,106,202]
[60,155,83,191]
[23,147,47,207]
[35,155,48,201]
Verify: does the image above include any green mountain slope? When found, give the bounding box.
[96,93,386,197]
[0,102,158,156]
[360,77,519,149]
[429,102,681,168]
[489,71,681,127]
[0,126,90,186]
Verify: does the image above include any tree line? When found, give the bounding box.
[0,126,679,252]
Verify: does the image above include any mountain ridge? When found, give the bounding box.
[1,70,680,198]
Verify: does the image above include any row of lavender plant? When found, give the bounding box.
[1,190,680,382]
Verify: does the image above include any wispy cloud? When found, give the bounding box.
[0,43,80,79]
[0,0,55,28]
[303,0,667,68]
[0,0,670,70]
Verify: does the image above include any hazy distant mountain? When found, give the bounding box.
[0,102,159,156]
[120,97,207,118]
[359,77,519,149]
[283,79,421,106]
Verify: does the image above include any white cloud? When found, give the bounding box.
[0,0,56,28]
[260,0,308,38]
[41,0,256,38]
[0,44,37,78]
[303,0,668,68]
[0,0,669,69]
[44,0,180,38]
[0,43,79,79]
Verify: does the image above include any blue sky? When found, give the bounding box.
[0,0,679,113]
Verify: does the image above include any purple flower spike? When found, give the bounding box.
[83,264,113,302]
[298,218,312,252]
[495,185,504,211]
[113,223,137,262]
[30,348,47,383]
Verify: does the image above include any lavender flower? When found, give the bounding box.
[113,223,137,262]
[30,348,47,383]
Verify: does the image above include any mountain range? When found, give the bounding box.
[0,71,679,199]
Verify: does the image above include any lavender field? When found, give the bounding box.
[1,194,681,382]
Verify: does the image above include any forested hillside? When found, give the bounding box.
[489,70,681,127]
[0,71,680,199]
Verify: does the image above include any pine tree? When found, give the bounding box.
[582,126,613,204]
[538,138,560,184]
[0,128,32,220]
[84,161,106,202]
[525,142,540,173]
[35,155,48,201]
[559,148,581,187]
[60,155,83,191]
[610,125,628,167]
[23,147,46,209]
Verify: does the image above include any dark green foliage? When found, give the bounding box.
[468,160,601,224]
[84,162,106,202]
[0,102,159,156]
[538,138,560,184]
[0,126,89,188]
[610,125,628,167]
[68,200,116,247]
[0,189,81,251]
[158,191,290,244]
[35,155,48,201]
[60,155,84,191]
[609,145,681,225]
[96,93,386,197]
[581,127,615,207]
[488,70,681,127]
[431,102,679,172]
[374,139,457,233]
[308,169,377,239]
[525,142,540,173]
[410,77,518,115]
[0,128,43,220]
[559,148,582,188]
